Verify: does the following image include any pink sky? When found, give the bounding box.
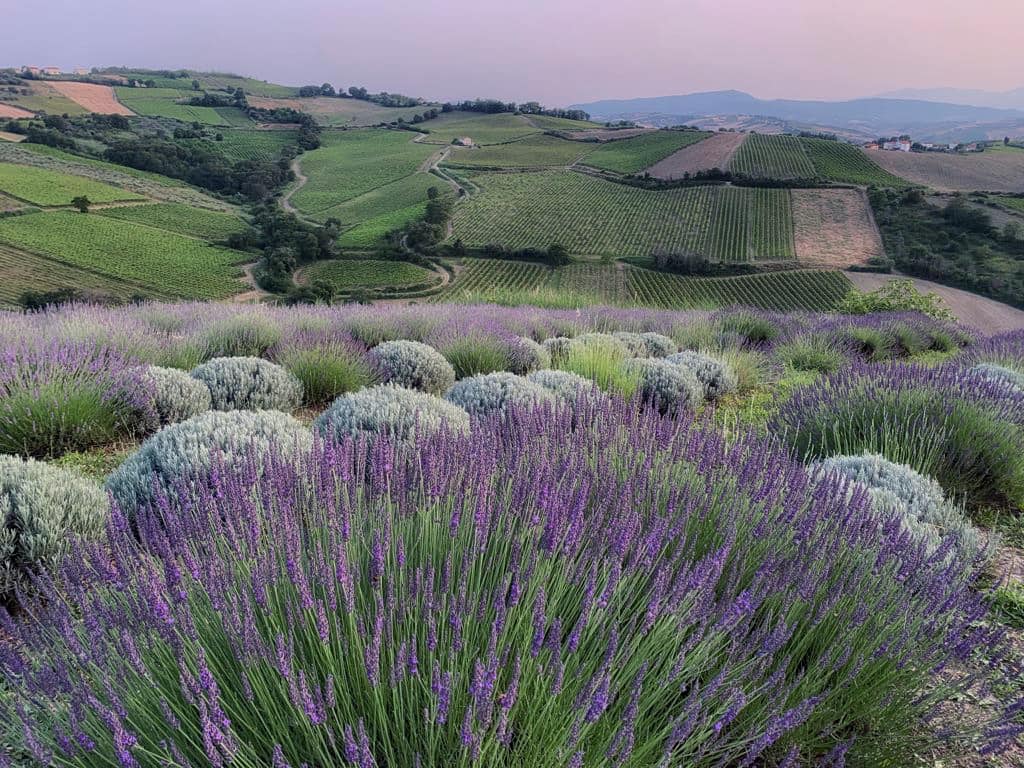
[6,0,1023,106]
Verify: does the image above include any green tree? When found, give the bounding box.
[547,243,572,266]
[71,196,91,213]
[191,79,200,91]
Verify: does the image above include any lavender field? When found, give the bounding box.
[1,300,1023,767]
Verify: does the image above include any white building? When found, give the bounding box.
[882,139,912,152]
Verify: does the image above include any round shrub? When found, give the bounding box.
[971,362,1024,393]
[612,331,648,357]
[200,313,282,359]
[190,357,303,413]
[527,369,606,403]
[666,350,738,400]
[144,365,212,426]
[717,311,781,347]
[268,330,377,406]
[5,403,1016,765]
[509,336,551,375]
[812,453,988,561]
[541,336,573,366]
[0,339,153,459]
[773,335,849,374]
[626,357,703,414]
[444,372,555,417]
[314,385,469,445]
[772,363,1024,509]
[0,455,108,600]
[106,410,311,515]
[639,331,677,358]
[370,340,455,395]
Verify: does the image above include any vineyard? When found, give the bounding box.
[446,135,594,168]
[0,163,144,206]
[728,134,816,179]
[450,170,794,261]
[419,113,543,146]
[0,211,244,299]
[301,259,440,292]
[97,203,247,241]
[113,88,227,125]
[439,258,852,311]
[246,96,425,127]
[290,130,436,215]
[581,130,712,175]
[801,138,908,187]
[198,130,297,161]
[0,243,151,307]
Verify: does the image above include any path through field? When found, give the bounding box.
[280,158,308,216]
[645,132,746,179]
[792,189,884,268]
[845,272,1024,332]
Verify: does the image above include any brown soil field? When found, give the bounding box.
[867,148,1024,193]
[0,104,34,119]
[0,131,27,143]
[846,272,1024,332]
[645,132,746,178]
[46,82,134,115]
[792,189,884,268]
[561,127,654,142]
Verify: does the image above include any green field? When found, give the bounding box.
[114,88,227,125]
[801,138,908,186]
[97,203,247,240]
[195,73,297,98]
[189,129,298,162]
[420,112,542,145]
[446,135,594,168]
[522,115,602,131]
[290,130,436,214]
[992,195,1024,214]
[440,258,851,311]
[302,259,440,291]
[0,162,145,206]
[729,134,816,179]
[8,83,87,115]
[0,211,244,299]
[581,131,712,175]
[212,107,255,127]
[450,170,794,260]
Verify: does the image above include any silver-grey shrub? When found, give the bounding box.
[370,340,455,395]
[190,357,303,412]
[970,363,1024,393]
[145,365,212,426]
[445,372,555,417]
[1,455,109,599]
[541,337,574,367]
[314,385,469,445]
[527,369,606,404]
[640,332,677,358]
[612,332,648,357]
[509,337,552,375]
[626,358,703,414]
[106,410,311,515]
[813,452,988,561]
[666,350,738,400]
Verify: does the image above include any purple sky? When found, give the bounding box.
[6,0,1023,106]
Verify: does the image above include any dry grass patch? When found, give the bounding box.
[0,104,34,119]
[46,82,134,115]
[792,188,884,268]
[868,148,1024,193]
[646,132,746,178]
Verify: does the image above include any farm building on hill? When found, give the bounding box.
[882,138,912,152]
[72,67,89,76]
[41,67,62,77]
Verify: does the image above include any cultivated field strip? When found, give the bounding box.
[728,134,816,179]
[0,162,145,207]
[800,138,908,187]
[580,130,712,175]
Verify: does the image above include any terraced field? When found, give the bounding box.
[0,163,144,206]
[581,130,712,175]
[419,112,542,146]
[801,138,909,187]
[290,130,436,215]
[729,134,816,179]
[302,259,440,291]
[114,88,227,125]
[450,170,794,261]
[440,258,852,311]
[97,203,247,240]
[0,211,244,299]
[447,135,594,168]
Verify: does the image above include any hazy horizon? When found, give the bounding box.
[6,0,1023,107]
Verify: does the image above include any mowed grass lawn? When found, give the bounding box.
[290,130,436,215]
[97,203,247,240]
[0,163,144,206]
[582,130,712,174]
[302,259,439,290]
[0,211,244,299]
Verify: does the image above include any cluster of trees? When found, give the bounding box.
[441,99,589,121]
[650,247,754,276]
[245,106,321,150]
[476,243,573,266]
[187,87,246,109]
[870,188,1024,308]
[294,83,423,108]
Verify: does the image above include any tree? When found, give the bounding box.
[546,243,572,266]
[426,186,440,200]
[191,79,200,91]
[71,196,91,213]
[1004,221,1022,242]
[320,83,335,97]
[1005,137,1011,146]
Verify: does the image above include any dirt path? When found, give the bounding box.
[280,158,307,216]
[845,272,1024,332]
[231,263,270,303]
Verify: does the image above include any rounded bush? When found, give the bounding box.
[640,332,677,358]
[527,369,605,403]
[315,385,469,444]
[971,362,1024,393]
[190,357,303,413]
[444,372,555,417]
[626,358,703,414]
[0,455,109,600]
[612,331,648,357]
[106,410,311,515]
[268,330,377,406]
[812,453,987,561]
[144,365,212,426]
[509,336,551,375]
[370,340,455,395]
[666,350,738,400]
[541,336,573,366]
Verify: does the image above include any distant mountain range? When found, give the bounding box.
[877,87,1024,111]
[569,90,1024,142]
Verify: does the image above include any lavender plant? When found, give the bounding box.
[970,362,1024,392]
[144,365,212,426]
[2,402,1018,766]
[526,369,606,403]
[444,372,555,417]
[200,313,283,359]
[369,340,456,395]
[191,357,304,413]
[268,330,377,407]
[666,350,738,400]
[314,385,469,444]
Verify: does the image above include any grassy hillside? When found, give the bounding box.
[114,88,228,125]
[419,112,542,145]
[447,135,594,168]
[0,163,144,206]
[0,243,153,306]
